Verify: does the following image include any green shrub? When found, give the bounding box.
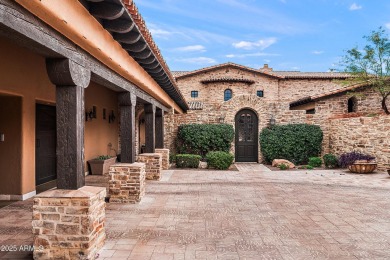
[260,124,323,165]
[177,124,234,157]
[169,154,176,163]
[308,157,322,167]
[279,163,288,170]
[206,151,234,170]
[323,154,338,168]
[306,165,314,170]
[175,154,201,168]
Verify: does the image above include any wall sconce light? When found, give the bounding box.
[218,116,225,123]
[109,110,115,123]
[0,133,4,142]
[85,106,97,121]
[269,115,276,126]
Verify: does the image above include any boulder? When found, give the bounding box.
[272,159,295,169]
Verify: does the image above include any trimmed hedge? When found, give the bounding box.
[175,154,201,168]
[323,154,338,168]
[206,151,234,170]
[260,124,323,165]
[177,124,234,157]
[308,157,322,167]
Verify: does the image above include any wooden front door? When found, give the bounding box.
[235,109,258,162]
[35,104,57,186]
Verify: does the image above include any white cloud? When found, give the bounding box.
[349,3,362,11]
[225,52,280,58]
[385,23,390,30]
[175,57,217,64]
[280,0,286,3]
[312,50,324,55]
[291,66,300,71]
[149,28,172,38]
[233,38,277,50]
[174,45,206,52]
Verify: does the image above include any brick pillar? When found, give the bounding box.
[108,163,146,203]
[155,148,170,170]
[32,186,106,259]
[46,58,91,189]
[137,153,162,180]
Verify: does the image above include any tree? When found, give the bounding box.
[340,27,390,114]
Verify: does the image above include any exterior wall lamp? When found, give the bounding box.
[108,110,116,123]
[85,106,97,121]
[218,116,225,123]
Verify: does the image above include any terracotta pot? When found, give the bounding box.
[88,157,117,175]
[348,163,377,174]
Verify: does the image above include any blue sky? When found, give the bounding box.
[135,0,390,72]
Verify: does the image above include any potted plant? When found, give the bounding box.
[88,155,117,175]
[339,151,377,174]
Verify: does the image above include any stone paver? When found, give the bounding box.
[101,166,390,259]
[0,165,390,259]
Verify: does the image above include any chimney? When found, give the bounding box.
[262,64,272,71]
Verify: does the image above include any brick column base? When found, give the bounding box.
[137,153,162,180]
[32,186,106,260]
[108,163,146,203]
[155,148,170,170]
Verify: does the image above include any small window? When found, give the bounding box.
[257,90,264,97]
[348,97,357,113]
[191,91,198,98]
[224,89,232,101]
[306,109,315,114]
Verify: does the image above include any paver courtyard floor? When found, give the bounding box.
[1,165,390,259]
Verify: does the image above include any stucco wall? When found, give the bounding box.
[0,37,55,196]
[0,96,22,195]
[84,82,119,173]
[0,37,121,196]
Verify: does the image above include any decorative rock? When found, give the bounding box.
[199,161,208,169]
[108,163,146,203]
[272,159,295,169]
[155,148,170,170]
[137,153,162,180]
[32,186,106,260]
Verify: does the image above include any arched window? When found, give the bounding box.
[348,96,357,113]
[224,89,232,101]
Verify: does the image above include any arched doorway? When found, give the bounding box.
[235,109,258,162]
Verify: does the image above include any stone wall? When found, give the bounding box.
[32,186,106,259]
[329,115,390,170]
[109,163,146,203]
[137,153,163,180]
[177,67,279,109]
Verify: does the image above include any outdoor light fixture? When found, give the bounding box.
[108,110,115,123]
[0,133,4,142]
[219,117,225,123]
[269,115,276,126]
[85,106,97,121]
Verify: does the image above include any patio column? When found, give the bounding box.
[144,103,156,153]
[46,58,90,190]
[155,108,164,148]
[118,92,136,163]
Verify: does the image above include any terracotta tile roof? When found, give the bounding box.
[171,71,189,77]
[173,62,351,80]
[173,62,279,79]
[271,71,351,79]
[289,82,369,107]
[121,0,187,110]
[188,101,204,110]
[201,77,255,84]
